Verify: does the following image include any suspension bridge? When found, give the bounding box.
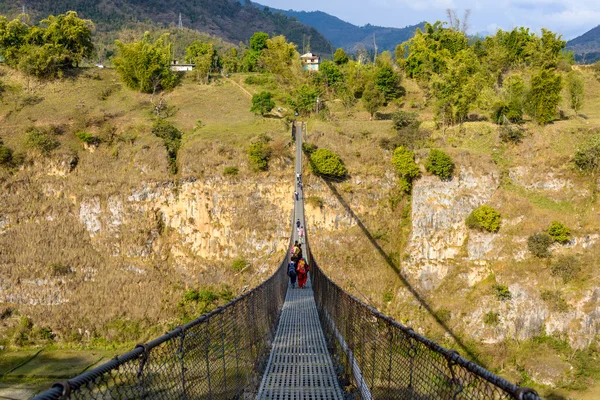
[32,123,540,400]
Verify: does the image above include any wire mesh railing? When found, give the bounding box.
[309,253,541,400]
[33,245,291,400]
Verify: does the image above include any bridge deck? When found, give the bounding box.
[256,280,343,399]
[256,123,343,399]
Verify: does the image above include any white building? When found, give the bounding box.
[170,60,194,71]
[300,53,320,71]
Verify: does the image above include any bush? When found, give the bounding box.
[305,196,324,208]
[223,166,239,176]
[152,120,182,174]
[547,221,571,244]
[50,263,72,276]
[302,142,317,155]
[75,131,100,145]
[493,284,512,301]
[425,149,455,180]
[499,123,525,144]
[551,255,581,283]
[465,205,502,233]
[382,290,393,303]
[0,145,13,166]
[247,137,271,172]
[435,309,451,323]
[231,258,247,272]
[309,148,347,178]
[391,147,420,192]
[483,311,500,326]
[540,290,570,312]
[250,91,275,116]
[528,232,553,258]
[574,134,600,173]
[25,127,60,155]
[392,111,419,130]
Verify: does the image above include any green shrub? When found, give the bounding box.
[250,91,275,116]
[50,263,72,276]
[425,149,455,180]
[551,255,581,283]
[309,148,347,178]
[547,221,571,244]
[391,146,420,192]
[382,290,393,303]
[465,205,502,233]
[231,258,247,272]
[302,142,318,155]
[574,134,600,173]
[25,127,60,155]
[247,137,271,172]
[152,119,182,174]
[75,131,100,145]
[528,232,553,258]
[0,145,13,166]
[182,289,217,304]
[435,309,451,323]
[540,290,570,312]
[493,284,512,301]
[392,110,419,130]
[244,75,272,86]
[499,123,525,144]
[305,196,324,208]
[483,311,500,326]
[223,166,239,176]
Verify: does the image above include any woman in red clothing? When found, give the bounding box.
[296,258,309,288]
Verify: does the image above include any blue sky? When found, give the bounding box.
[257,0,600,40]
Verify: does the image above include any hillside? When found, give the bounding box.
[254,3,424,52]
[567,25,600,64]
[0,62,600,398]
[0,0,333,55]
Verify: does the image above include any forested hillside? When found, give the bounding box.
[255,3,424,53]
[567,25,600,64]
[0,0,333,55]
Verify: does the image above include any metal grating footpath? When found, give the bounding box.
[256,279,344,400]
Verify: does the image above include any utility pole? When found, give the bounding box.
[178,13,183,29]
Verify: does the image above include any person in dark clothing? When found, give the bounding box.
[296,243,303,260]
[296,219,301,228]
[295,191,299,201]
[288,261,297,287]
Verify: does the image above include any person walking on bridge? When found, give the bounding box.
[287,260,297,288]
[296,258,309,289]
[298,225,304,244]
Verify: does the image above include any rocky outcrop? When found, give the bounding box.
[407,167,500,289]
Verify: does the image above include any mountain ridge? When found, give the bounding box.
[567,24,600,64]
[253,3,425,53]
[0,0,333,54]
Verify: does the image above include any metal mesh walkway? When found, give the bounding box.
[256,278,344,400]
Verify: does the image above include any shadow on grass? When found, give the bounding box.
[320,178,485,366]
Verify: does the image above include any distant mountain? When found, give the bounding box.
[567,25,600,64]
[0,0,333,54]
[253,3,424,53]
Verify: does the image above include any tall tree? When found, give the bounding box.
[113,33,178,94]
[362,81,384,120]
[526,69,562,125]
[333,48,349,65]
[566,70,584,115]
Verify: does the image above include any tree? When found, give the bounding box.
[375,64,402,101]
[242,31,269,72]
[319,60,343,89]
[250,91,275,116]
[425,149,455,180]
[526,69,562,125]
[40,11,95,68]
[333,48,349,65]
[185,41,217,83]
[113,33,178,94]
[221,47,239,74]
[260,35,297,83]
[566,70,584,114]
[333,83,357,114]
[287,84,320,116]
[362,82,384,120]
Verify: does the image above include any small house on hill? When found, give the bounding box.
[170,60,194,71]
[300,52,320,71]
